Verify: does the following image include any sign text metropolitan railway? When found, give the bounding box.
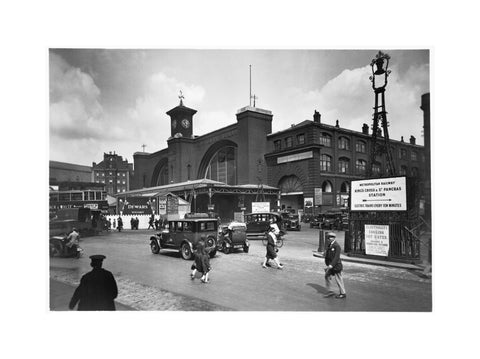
[350,177,407,211]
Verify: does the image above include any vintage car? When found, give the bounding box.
[217,221,249,254]
[309,215,322,228]
[149,218,218,260]
[244,212,284,237]
[284,214,301,231]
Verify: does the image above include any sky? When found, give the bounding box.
[49,49,429,166]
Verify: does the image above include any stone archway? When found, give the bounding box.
[151,157,169,187]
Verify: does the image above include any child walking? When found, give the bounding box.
[190,240,211,283]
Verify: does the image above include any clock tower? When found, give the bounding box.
[166,92,197,138]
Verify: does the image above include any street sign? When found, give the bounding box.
[350,176,407,211]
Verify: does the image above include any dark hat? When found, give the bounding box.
[89,254,106,262]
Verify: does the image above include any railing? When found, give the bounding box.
[348,218,421,260]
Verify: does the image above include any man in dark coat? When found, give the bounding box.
[69,255,118,310]
[323,232,346,299]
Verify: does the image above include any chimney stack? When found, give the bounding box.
[410,135,416,145]
[335,119,339,128]
[362,123,369,135]
[313,110,321,123]
[401,136,404,142]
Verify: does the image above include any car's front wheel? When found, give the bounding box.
[181,242,193,260]
[222,241,230,254]
[150,241,160,254]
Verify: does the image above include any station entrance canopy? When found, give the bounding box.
[114,179,280,219]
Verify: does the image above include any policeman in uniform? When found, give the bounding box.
[69,255,118,310]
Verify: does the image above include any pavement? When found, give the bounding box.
[312,251,427,271]
[49,278,135,311]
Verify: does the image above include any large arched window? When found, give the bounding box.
[320,154,332,172]
[278,175,303,194]
[372,162,381,176]
[204,146,237,185]
[158,166,168,185]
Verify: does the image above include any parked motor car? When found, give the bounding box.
[217,221,249,254]
[149,218,218,260]
[284,214,301,231]
[244,212,284,237]
[309,215,322,228]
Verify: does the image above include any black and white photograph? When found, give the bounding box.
[3,1,480,358]
[48,48,431,312]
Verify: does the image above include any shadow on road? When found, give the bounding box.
[306,282,329,295]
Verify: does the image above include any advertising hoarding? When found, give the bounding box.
[252,202,270,213]
[365,224,390,256]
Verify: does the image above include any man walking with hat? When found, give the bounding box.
[69,255,118,310]
[323,232,347,299]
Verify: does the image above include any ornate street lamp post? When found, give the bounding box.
[367,51,396,177]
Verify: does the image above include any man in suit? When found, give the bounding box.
[69,255,118,310]
[323,232,346,299]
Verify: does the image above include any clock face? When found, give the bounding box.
[181,118,190,129]
[171,119,177,129]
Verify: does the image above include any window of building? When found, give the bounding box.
[320,154,332,172]
[322,180,333,193]
[320,133,331,147]
[411,167,419,177]
[205,145,237,185]
[274,140,281,151]
[117,180,120,184]
[285,137,293,148]
[411,151,417,161]
[109,179,112,184]
[338,137,350,150]
[338,157,350,173]
[372,162,381,175]
[356,141,366,153]
[122,181,125,184]
[400,165,408,175]
[109,172,112,176]
[297,134,305,145]
[400,149,408,159]
[102,173,104,176]
[96,172,99,177]
[340,181,350,193]
[356,159,367,174]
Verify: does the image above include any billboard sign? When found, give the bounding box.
[350,176,407,211]
[123,197,153,215]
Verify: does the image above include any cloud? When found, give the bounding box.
[126,72,206,150]
[275,63,429,145]
[49,53,105,140]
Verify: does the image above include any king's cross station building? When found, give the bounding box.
[117,96,426,222]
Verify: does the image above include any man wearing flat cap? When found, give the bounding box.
[69,255,118,310]
[323,232,347,299]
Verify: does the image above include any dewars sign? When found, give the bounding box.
[350,176,407,211]
[122,197,154,215]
